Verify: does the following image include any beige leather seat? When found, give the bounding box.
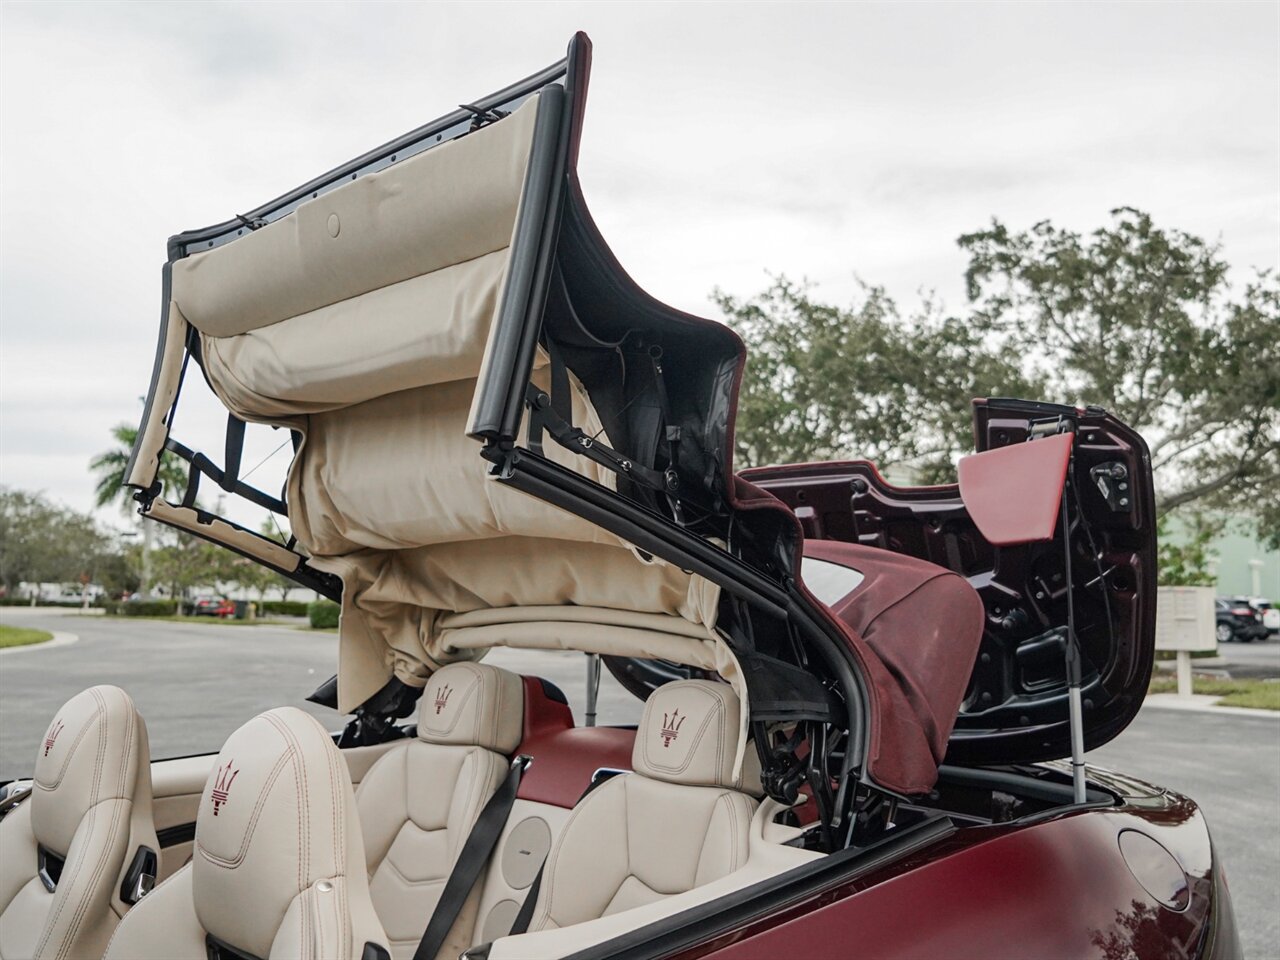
[354,662,523,960]
[521,679,760,932]
[0,685,157,960]
[104,707,388,960]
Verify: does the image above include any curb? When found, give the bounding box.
[1141,694,1280,720]
[0,631,80,656]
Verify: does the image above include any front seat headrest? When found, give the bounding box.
[192,707,384,960]
[32,684,152,858]
[632,679,761,795]
[416,662,523,754]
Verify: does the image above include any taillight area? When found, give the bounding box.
[1229,607,1253,617]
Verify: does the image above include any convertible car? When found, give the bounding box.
[0,33,1239,960]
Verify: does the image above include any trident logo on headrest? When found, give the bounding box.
[43,719,64,758]
[211,759,239,816]
[660,709,685,748]
[434,685,453,715]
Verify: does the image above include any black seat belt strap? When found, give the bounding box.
[411,755,532,960]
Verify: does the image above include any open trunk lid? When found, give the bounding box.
[743,398,1158,765]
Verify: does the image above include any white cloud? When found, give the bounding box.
[2,0,1276,521]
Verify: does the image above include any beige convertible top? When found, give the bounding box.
[129,94,741,735]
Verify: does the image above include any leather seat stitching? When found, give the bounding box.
[34,703,102,792]
[381,852,447,887]
[101,863,189,957]
[642,697,721,779]
[38,689,111,959]
[60,696,136,960]
[196,750,290,867]
[264,713,309,893]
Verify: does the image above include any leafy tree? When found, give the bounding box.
[723,209,1280,542]
[0,488,108,596]
[960,208,1279,536]
[94,542,142,599]
[89,423,188,513]
[714,279,1039,478]
[150,527,235,611]
[1155,514,1222,586]
[90,421,191,599]
[221,520,296,607]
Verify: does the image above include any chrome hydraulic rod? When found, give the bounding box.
[1061,477,1087,804]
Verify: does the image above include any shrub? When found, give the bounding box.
[261,600,310,617]
[309,600,341,629]
[102,599,179,617]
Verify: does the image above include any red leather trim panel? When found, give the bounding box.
[515,675,635,807]
[520,675,574,741]
[956,432,1073,546]
[516,726,635,807]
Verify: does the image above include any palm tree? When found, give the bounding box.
[90,424,187,511]
[90,423,188,600]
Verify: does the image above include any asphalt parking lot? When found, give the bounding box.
[2,609,1276,955]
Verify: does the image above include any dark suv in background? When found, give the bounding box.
[1216,598,1268,643]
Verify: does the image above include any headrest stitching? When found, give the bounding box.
[35,701,102,791]
[196,748,292,868]
[265,712,309,893]
[642,690,725,778]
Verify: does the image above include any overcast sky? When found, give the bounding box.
[2,1,1277,528]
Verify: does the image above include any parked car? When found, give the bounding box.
[1242,597,1279,636]
[189,596,234,618]
[1216,598,1268,643]
[0,33,1238,960]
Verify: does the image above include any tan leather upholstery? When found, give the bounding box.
[522,680,760,933]
[355,662,522,960]
[105,707,388,960]
[0,685,157,960]
[632,676,762,795]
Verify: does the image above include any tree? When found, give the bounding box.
[89,423,188,513]
[90,422,190,599]
[1155,514,1222,586]
[714,279,1041,479]
[0,488,108,597]
[722,209,1280,542]
[150,527,235,610]
[960,208,1279,537]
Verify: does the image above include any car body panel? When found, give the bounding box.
[1216,600,1268,642]
[672,781,1231,960]
[743,400,1158,766]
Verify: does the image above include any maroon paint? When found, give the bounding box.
[514,675,634,807]
[681,792,1227,960]
[957,431,1073,546]
[804,540,985,789]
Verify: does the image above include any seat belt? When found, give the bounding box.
[506,769,623,937]
[411,755,532,960]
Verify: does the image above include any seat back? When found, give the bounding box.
[0,685,157,960]
[105,707,389,960]
[356,662,523,960]
[523,679,761,931]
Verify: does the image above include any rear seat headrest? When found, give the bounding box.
[633,679,762,796]
[31,684,148,857]
[417,661,524,754]
[192,707,366,959]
